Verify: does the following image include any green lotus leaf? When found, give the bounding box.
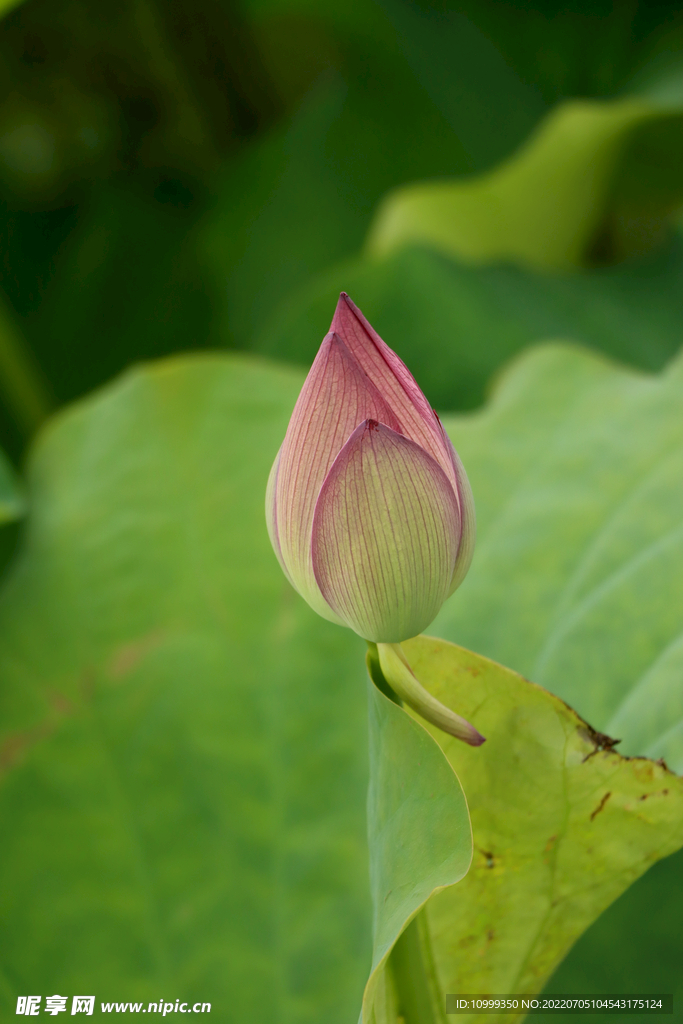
[436,343,683,770]
[0,0,24,18]
[0,349,478,1023]
[355,341,683,1016]
[432,341,683,1002]
[0,354,373,1021]
[367,635,683,1024]
[367,97,683,270]
[3,342,683,1019]
[362,666,472,1024]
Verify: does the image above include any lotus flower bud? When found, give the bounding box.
[266,292,475,643]
[266,294,482,744]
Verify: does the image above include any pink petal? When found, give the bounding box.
[275,333,401,621]
[265,443,294,588]
[311,419,461,642]
[331,293,461,490]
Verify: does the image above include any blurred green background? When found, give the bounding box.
[4,0,683,461]
[1,0,683,1017]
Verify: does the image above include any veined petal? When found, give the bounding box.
[311,420,460,642]
[331,293,460,490]
[265,444,294,589]
[276,332,399,620]
[332,293,476,583]
[265,444,283,566]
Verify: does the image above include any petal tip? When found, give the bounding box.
[331,291,357,328]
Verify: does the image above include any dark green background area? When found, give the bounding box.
[0,0,683,1019]
[1,0,683,456]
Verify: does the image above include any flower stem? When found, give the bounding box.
[365,641,401,706]
[377,642,485,746]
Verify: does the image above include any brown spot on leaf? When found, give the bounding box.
[48,691,74,715]
[0,723,53,773]
[0,686,79,778]
[639,788,670,801]
[108,630,165,679]
[590,791,612,821]
[479,848,496,868]
[544,835,558,853]
[580,727,621,762]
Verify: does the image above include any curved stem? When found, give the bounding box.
[377,642,485,746]
[365,641,402,706]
